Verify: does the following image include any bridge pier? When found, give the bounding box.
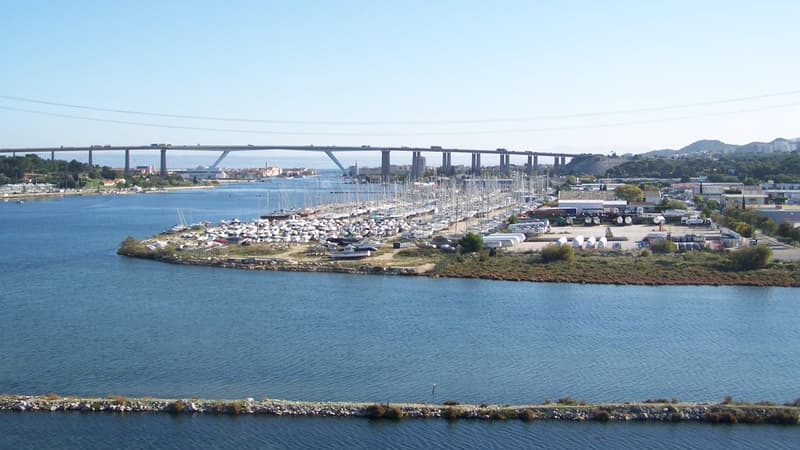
[553,156,560,174]
[88,150,93,167]
[470,152,481,175]
[440,151,452,176]
[124,149,130,175]
[526,154,532,174]
[160,149,167,177]
[500,153,511,175]
[381,150,391,183]
[561,156,566,170]
[411,151,426,179]
[533,154,538,174]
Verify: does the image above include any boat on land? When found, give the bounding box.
[260,208,315,221]
[261,209,295,221]
[330,245,372,260]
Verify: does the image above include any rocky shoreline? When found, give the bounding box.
[2,395,798,425]
[129,252,426,276]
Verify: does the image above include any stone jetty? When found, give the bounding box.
[1,395,798,425]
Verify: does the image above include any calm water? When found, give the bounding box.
[1,178,799,447]
[2,412,799,449]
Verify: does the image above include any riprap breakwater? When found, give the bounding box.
[2,395,798,425]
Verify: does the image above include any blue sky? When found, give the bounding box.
[2,1,799,168]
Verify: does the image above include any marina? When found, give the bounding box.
[2,177,800,448]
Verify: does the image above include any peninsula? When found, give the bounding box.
[117,218,800,287]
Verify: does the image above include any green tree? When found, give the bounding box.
[458,232,483,253]
[730,245,772,270]
[614,184,643,203]
[508,214,519,224]
[660,198,688,210]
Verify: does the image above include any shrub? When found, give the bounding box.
[738,412,764,424]
[650,239,676,254]
[168,400,185,415]
[488,410,511,420]
[729,245,772,270]
[383,406,405,420]
[540,245,574,263]
[459,233,483,253]
[444,407,460,421]
[766,411,798,425]
[592,409,611,422]
[784,398,800,407]
[117,236,141,255]
[705,411,737,424]
[640,249,652,257]
[443,400,460,406]
[556,397,578,405]
[644,398,671,404]
[227,401,243,415]
[365,404,386,418]
[519,409,536,422]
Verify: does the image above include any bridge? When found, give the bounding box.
[0,144,578,181]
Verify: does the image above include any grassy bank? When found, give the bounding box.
[433,250,800,287]
[118,236,800,287]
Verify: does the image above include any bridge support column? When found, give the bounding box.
[88,150,93,167]
[381,150,391,183]
[553,156,559,174]
[160,149,167,177]
[533,154,538,174]
[473,152,481,175]
[447,152,452,174]
[440,151,452,176]
[526,154,532,174]
[561,156,566,169]
[124,149,130,175]
[411,151,425,179]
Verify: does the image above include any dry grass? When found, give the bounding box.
[433,251,800,286]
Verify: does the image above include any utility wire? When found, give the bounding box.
[2,101,800,137]
[1,89,800,125]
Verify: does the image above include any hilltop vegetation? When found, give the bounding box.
[563,138,800,182]
[604,151,800,183]
[1,154,198,189]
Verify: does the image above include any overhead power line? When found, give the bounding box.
[2,101,800,137]
[1,89,800,126]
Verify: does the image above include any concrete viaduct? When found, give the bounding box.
[0,144,577,182]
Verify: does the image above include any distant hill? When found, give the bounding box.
[564,137,799,176]
[642,137,799,157]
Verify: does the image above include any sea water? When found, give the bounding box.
[1,179,798,447]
